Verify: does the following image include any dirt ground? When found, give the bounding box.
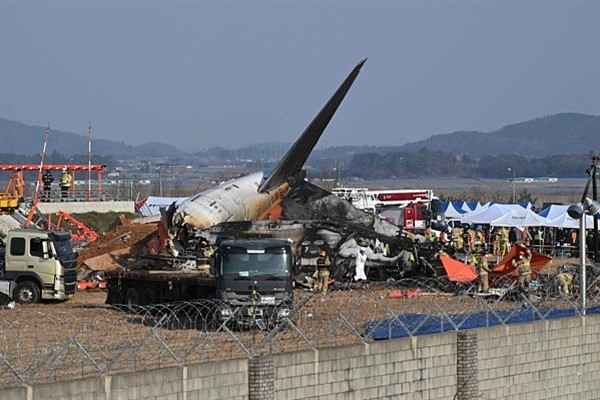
[0,217,590,388]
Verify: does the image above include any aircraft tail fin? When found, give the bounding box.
[258,59,367,193]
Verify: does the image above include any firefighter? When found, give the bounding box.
[316,250,331,293]
[492,229,500,256]
[198,239,213,275]
[60,167,72,200]
[42,170,54,201]
[451,225,464,250]
[555,268,574,296]
[499,227,510,256]
[466,226,476,252]
[511,248,532,288]
[476,251,491,292]
[475,227,485,252]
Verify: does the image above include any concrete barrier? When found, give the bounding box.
[1,314,599,399]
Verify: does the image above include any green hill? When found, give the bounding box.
[397,113,599,157]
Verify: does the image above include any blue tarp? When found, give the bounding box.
[364,305,600,340]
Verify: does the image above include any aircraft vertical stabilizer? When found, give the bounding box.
[258,59,367,193]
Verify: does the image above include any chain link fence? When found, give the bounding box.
[1,276,599,389]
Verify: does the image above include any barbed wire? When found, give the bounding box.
[0,278,599,389]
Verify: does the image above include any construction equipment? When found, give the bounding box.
[47,211,99,243]
[0,170,24,214]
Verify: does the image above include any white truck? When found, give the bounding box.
[0,229,77,303]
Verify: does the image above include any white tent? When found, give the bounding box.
[460,204,523,225]
[444,202,466,219]
[490,208,547,227]
[546,212,598,229]
[538,205,569,220]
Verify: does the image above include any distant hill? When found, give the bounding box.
[396,113,599,157]
[0,118,186,157]
[1,113,598,159]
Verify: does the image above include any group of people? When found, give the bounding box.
[41,168,72,201]
[298,242,371,294]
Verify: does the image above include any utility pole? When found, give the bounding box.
[507,167,516,203]
[155,168,163,197]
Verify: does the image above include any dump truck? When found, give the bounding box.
[0,228,77,303]
[105,238,295,327]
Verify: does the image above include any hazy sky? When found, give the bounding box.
[1,1,598,152]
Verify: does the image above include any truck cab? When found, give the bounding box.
[214,239,294,328]
[0,229,77,303]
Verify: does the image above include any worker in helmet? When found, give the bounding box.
[476,251,491,292]
[60,167,72,201]
[511,249,532,288]
[555,267,574,296]
[316,250,331,293]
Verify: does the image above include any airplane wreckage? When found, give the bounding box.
[151,59,560,296]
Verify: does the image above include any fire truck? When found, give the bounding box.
[331,188,446,234]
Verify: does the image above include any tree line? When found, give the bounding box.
[343,149,594,179]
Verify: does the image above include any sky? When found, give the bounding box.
[1,1,598,152]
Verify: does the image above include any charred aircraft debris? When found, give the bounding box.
[156,59,568,299]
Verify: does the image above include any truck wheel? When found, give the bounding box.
[14,281,41,304]
[124,287,140,306]
[140,288,157,306]
[105,284,121,306]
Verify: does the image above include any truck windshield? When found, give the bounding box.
[221,247,292,278]
[52,237,74,260]
[429,199,447,231]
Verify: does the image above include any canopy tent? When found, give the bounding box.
[538,205,568,220]
[460,204,524,225]
[460,201,474,213]
[463,202,479,212]
[546,212,598,229]
[443,202,466,219]
[490,208,547,227]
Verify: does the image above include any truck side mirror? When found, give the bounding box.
[42,241,52,259]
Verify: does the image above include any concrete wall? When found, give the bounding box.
[478,315,600,400]
[37,201,135,214]
[272,332,457,399]
[1,314,599,400]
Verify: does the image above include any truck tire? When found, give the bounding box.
[140,288,157,306]
[105,283,122,305]
[124,287,140,306]
[14,281,41,304]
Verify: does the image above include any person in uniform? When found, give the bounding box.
[42,170,54,201]
[197,239,214,275]
[492,229,500,256]
[499,227,510,256]
[511,248,532,288]
[316,250,331,293]
[476,251,491,292]
[466,226,476,252]
[451,225,464,250]
[60,167,72,200]
[555,268,574,296]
